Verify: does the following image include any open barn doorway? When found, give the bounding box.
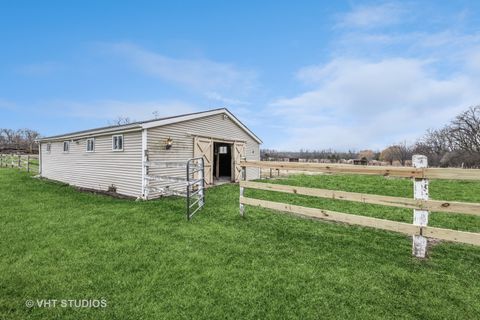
[213,142,233,184]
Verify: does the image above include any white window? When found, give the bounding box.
[86,138,95,152]
[63,141,70,153]
[46,143,51,153]
[112,135,123,151]
[219,146,228,154]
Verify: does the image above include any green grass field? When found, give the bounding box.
[1,169,479,319]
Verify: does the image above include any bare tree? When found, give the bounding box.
[380,142,412,166]
[24,129,41,153]
[448,106,480,153]
[358,150,375,161]
[110,116,134,126]
[0,128,40,153]
[413,128,451,166]
[380,146,398,165]
[413,106,480,167]
[395,141,413,166]
[1,129,15,145]
[260,149,359,162]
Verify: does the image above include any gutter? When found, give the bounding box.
[37,126,143,142]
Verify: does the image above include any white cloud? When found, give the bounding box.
[0,99,17,111]
[265,2,480,150]
[336,3,405,29]
[43,99,199,122]
[15,62,63,76]
[204,91,250,106]
[270,57,480,150]
[99,42,257,99]
[464,47,480,71]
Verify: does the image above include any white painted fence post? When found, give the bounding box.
[412,155,429,258]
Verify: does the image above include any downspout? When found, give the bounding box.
[141,128,148,199]
[38,141,42,176]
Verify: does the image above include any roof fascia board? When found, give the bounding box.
[141,109,224,129]
[141,109,263,144]
[223,109,263,144]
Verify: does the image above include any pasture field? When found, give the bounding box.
[1,169,479,319]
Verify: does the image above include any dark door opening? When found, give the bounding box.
[213,142,232,184]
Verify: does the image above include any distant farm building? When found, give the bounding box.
[353,158,368,165]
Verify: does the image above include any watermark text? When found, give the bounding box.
[25,299,107,308]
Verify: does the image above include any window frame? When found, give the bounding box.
[46,143,51,153]
[86,138,95,153]
[63,141,70,153]
[219,146,228,154]
[112,135,124,151]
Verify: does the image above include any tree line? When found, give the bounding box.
[262,105,480,168]
[261,148,360,162]
[0,128,40,154]
[381,106,480,168]
[2,105,479,166]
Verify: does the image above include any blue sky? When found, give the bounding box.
[2,1,480,150]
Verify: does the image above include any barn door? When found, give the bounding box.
[232,142,246,182]
[194,137,213,185]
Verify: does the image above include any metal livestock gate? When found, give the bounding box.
[144,157,206,220]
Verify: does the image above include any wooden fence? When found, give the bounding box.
[239,155,480,257]
[0,154,39,173]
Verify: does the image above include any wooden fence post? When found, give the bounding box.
[27,155,30,172]
[240,164,246,216]
[412,155,429,258]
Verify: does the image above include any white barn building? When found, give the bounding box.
[38,108,261,199]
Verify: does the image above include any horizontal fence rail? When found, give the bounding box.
[239,156,480,257]
[241,160,480,181]
[239,197,480,246]
[240,181,480,216]
[0,154,39,173]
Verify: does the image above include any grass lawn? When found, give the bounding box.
[1,169,480,319]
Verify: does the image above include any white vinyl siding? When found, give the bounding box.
[86,138,95,152]
[146,113,260,198]
[39,111,260,199]
[41,131,142,197]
